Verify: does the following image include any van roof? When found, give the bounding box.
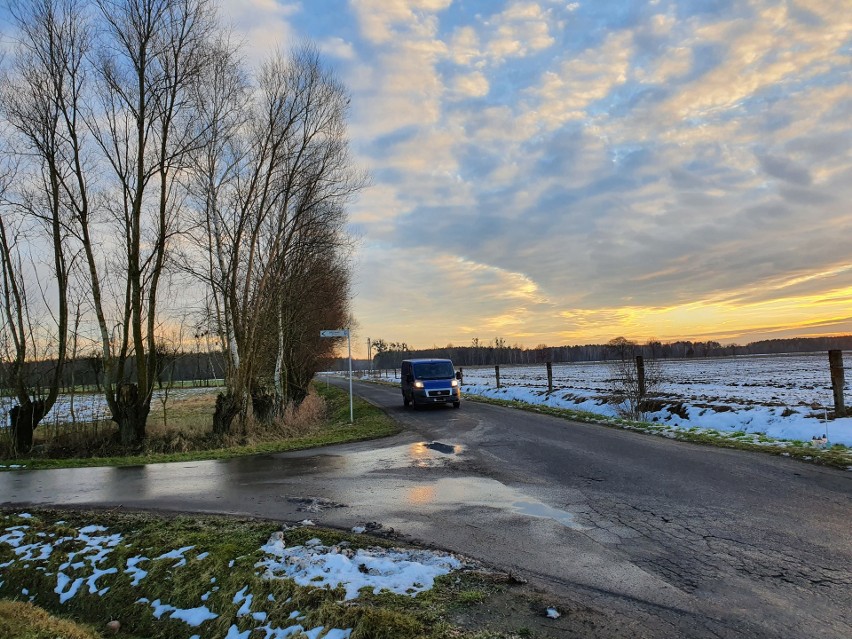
[402,358,453,364]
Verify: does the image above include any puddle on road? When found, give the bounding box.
[343,475,589,531]
[202,440,468,481]
[263,444,588,531]
[424,441,462,454]
[330,441,466,471]
[511,500,586,529]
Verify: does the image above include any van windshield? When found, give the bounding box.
[412,361,455,380]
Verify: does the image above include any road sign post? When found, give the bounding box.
[320,328,353,423]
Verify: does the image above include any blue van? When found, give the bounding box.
[400,359,461,409]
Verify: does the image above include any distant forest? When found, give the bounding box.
[361,335,852,371]
[5,335,852,387]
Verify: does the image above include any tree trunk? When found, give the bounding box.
[251,386,276,423]
[114,383,149,446]
[213,392,241,435]
[10,400,46,454]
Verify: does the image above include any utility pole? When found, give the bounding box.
[367,337,372,375]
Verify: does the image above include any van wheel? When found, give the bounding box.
[453,402,460,409]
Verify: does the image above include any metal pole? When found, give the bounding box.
[348,329,353,423]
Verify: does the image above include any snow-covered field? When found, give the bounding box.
[367,352,852,447]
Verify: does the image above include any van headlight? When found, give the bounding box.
[413,380,424,389]
[451,379,458,387]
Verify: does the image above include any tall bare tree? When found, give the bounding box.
[0,0,80,452]
[187,44,364,434]
[85,0,215,444]
[182,34,247,431]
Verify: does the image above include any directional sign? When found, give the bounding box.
[320,329,348,338]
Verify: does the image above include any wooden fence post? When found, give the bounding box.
[828,350,846,418]
[495,365,501,389]
[635,355,646,399]
[546,361,553,393]
[459,367,464,384]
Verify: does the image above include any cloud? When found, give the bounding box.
[636,46,693,84]
[526,30,634,128]
[661,2,851,120]
[319,37,356,60]
[483,1,556,62]
[218,0,300,64]
[758,154,812,186]
[349,0,452,44]
[353,246,555,346]
[452,71,489,97]
[346,3,449,139]
[448,26,482,66]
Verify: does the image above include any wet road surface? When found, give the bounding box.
[2,379,852,638]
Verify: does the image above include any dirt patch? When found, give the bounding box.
[448,582,630,638]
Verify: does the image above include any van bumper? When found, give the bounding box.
[413,388,461,404]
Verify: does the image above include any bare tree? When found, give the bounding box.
[187,44,364,434]
[274,247,352,405]
[181,34,247,432]
[0,1,79,452]
[83,0,216,444]
[154,324,186,430]
[606,337,666,421]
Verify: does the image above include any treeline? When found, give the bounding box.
[368,335,852,370]
[0,351,228,394]
[9,335,851,386]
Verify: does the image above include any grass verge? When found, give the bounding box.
[0,385,400,471]
[0,509,565,639]
[463,394,852,470]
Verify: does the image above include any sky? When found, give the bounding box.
[217,0,852,357]
[2,1,851,358]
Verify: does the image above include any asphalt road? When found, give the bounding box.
[2,380,851,638]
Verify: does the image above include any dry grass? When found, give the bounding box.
[213,392,324,448]
[1,388,330,460]
[146,390,219,439]
[0,600,102,639]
